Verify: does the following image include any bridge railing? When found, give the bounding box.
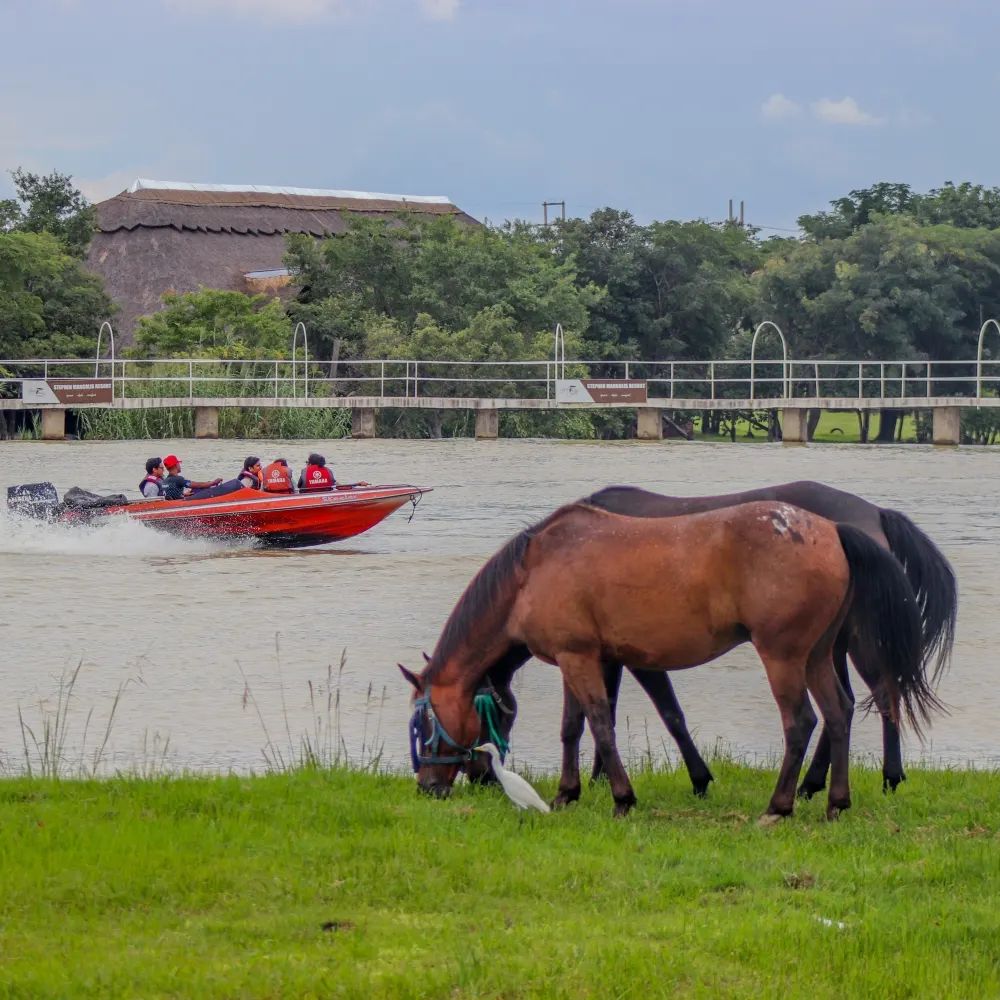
[1,357,999,401]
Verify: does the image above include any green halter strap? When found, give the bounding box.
[473,689,510,758]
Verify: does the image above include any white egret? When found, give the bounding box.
[474,743,550,813]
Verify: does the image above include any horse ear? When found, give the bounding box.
[422,651,431,663]
[398,664,422,691]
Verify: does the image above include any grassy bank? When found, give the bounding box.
[2,764,998,998]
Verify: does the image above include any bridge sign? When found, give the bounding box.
[22,379,113,405]
[556,378,648,404]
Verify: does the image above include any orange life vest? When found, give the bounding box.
[261,461,293,494]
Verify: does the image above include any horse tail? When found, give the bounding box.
[838,524,941,737]
[879,508,957,685]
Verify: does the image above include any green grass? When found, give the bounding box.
[2,765,998,998]
[694,411,921,444]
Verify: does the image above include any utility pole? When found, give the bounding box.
[542,201,566,226]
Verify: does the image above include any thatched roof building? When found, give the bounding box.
[88,179,478,338]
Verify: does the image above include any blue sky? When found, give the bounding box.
[3,0,997,232]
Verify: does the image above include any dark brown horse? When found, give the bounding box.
[468,481,956,798]
[403,501,936,819]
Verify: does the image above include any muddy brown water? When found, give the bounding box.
[0,438,995,776]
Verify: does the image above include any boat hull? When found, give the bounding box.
[59,486,428,548]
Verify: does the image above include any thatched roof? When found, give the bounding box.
[88,179,478,338]
[97,179,476,235]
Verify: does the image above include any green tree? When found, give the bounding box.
[286,214,601,363]
[131,289,290,359]
[754,215,1000,362]
[911,182,1000,230]
[798,183,915,240]
[0,231,112,357]
[547,211,759,360]
[0,169,96,257]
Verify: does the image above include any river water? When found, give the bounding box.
[0,438,996,777]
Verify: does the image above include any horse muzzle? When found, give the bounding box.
[417,777,453,799]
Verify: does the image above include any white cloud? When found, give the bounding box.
[810,97,884,126]
[760,93,801,121]
[165,0,460,22]
[166,0,346,22]
[419,0,459,20]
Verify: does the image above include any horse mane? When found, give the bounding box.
[424,501,597,681]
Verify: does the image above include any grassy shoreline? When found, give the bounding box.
[2,763,998,998]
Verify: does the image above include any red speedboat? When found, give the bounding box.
[7,482,430,548]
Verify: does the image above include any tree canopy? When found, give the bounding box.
[0,169,96,258]
[0,231,112,358]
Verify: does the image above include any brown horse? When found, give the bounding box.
[466,481,956,798]
[403,501,935,820]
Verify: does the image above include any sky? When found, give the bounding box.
[3,0,999,233]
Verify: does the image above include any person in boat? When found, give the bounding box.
[261,458,294,494]
[237,457,263,490]
[140,457,166,498]
[162,455,223,500]
[298,453,335,492]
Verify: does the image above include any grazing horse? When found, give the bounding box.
[403,501,936,820]
[467,482,956,798]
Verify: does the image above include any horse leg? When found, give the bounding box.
[629,668,714,797]
[758,656,816,818]
[553,680,587,809]
[805,651,854,820]
[849,636,906,793]
[590,660,624,783]
[797,630,851,799]
[559,652,637,817]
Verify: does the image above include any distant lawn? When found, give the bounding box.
[692,411,920,444]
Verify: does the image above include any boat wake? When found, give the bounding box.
[0,509,232,558]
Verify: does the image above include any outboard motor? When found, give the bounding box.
[7,482,61,520]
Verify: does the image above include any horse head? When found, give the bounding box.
[400,663,482,797]
[400,662,517,795]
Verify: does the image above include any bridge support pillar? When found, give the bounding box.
[475,408,499,439]
[636,408,663,440]
[781,408,808,443]
[41,408,65,440]
[352,408,376,439]
[194,406,219,439]
[932,406,961,445]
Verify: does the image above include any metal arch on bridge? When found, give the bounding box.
[977,319,1000,398]
[551,322,567,399]
[94,321,115,398]
[291,322,309,399]
[749,321,789,400]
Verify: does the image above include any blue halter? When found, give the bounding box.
[409,682,511,771]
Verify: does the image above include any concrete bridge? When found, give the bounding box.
[2,350,998,445]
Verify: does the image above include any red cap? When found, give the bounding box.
[163,454,181,469]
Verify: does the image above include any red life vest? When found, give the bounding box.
[301,464,335,492]
[139,474,164,497]
[261,461,293,494]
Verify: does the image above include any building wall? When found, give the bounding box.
[87,228,289,341]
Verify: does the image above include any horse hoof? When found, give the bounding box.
[882,773,906,794]
[757,813,785,828]
[613,801,634,818]
[551,791,579,810]
[691,771,714,798]
[797,781,824,800]
[827,799,850,821]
